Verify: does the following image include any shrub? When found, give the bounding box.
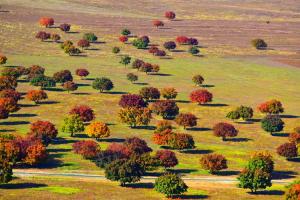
[0,106,9,119]
[188,46,200,55]
[187,38,199,46]
[132,59,145,70]
[62,81,78,93]
[119,94,147,108]
[61,114,85,137]
[155,120,173,133]
[257,99,284,114]
[0,75,17,90]
[83,33,98,42]
[163,41,176,51]
[118,107,152,128]
[124,137,152,155]
[192,75,204,86]
[153,20,164,28]
[35,31,50,41]
[120,55,131,67]
[119,35,128,43]
[72,140,100,159]
[75,68,89,79]
[112,47,120,54]
[92,77,114,93]
[277,142,298,158]
[150,100,179,119]
[30,75,56,89]
[53,70,73,83]
[175,113,197,129]
[121,28,131,36]
[0,97,20,113]
[26,90,48,104]
[155,150,178,168]
[154,173,188,197]
[289,132,300,144]
[29,120,58,146]
[60,40,73,49]
[161,87,177,100]
[165,11,176,20]
[252,39,267,49]
[213,122,238,141]
[59,23,71,32]
[39,17,54,27]
[51,33,60,42]
[85,121,110,139]
[139,87,160,100]
[190,89,213,104]
[176,36,189,45]
[200,154,228,174]
[69,105,95,122]
[126,73,138,83]
[23,140,47,166]
[261,115,284,134]
[148,46,159,54]
[77,39,90,49]
[0,89,21,102]
[154,50,166,57]
[64,45,81,56]
[0,55,7,65]
[168,133,195,149]
[139,36,150,44]
[132,38,148,49]
[226,110,240,121]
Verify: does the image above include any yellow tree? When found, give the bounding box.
[85,121,110,140]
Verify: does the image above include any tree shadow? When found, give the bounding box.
[44,87,64,92]
[0,10,10,13]
[250,190,284,195]
[134,82,148,85]
[67,31,79,34]
[202,103,228,107]
[201,84,215,88]
[167,168,197,174]
[172,49,185,53]
[85,48,100,51]
[236,121,254,124]
[0,183,47,189]
[174,194,208,199]
[72,92,90,95]
[105,91,128,95]
[176,100,190,103]
[287,157,300,162]
[132,125,156,130]
[99,138,125,143]
[17,79,29,83]
[38,101,60,105]
[158,27,172,30]
[93,41,106,44]
[47,148,71,153]
[75,134,89,138]
[77,83,90,87]
[271,133,289,137]
[85,78,95,81]
[226,137,252,142]
[70,54,87,57]
[36,154,74,169]
[0,121,29,126]
[52,137,78,145]
[272,170,297,179]
[144,171,164,177]
[0,129,15,132]
[181,149,213,154]
[187,127,211,131]
[10,113,37,118]
[20,104,39,108]
[149,73,172,76]
[247,118,261,123]
[159,57,173,60]
[280,115,299,119]
[215,170,240,176]
[125,182,154,189]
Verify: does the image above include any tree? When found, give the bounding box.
[190,89,213,104]
[39,17,54,27]
[154,173,188,197]
[257,99,284,114]
[85,121,110,140]
[0,55,7,65]
[285,181,300,200]
[124,137,152,155]
[277,142,298,159]
[192,75,204,86]
[168,133,195,149]
[119,36,128,43]
[236,106,253,120]
[155,120,173,133]
[148,46,159,54]
[139,63,153,74]
[62,81,78,93]
[26,90,48,104]
[119,94,147,108]
[30,75,56,89]
[23,140,47,166]
[1,66,27,78]
[0,97,20,113]
[121,28,131,36]
[200,154,228,174]
[120,55,131,67]
[132,38,148,49]
[77,39,90,49]
[75,68,89,79]
[226,110,240,121]
[126,73,138,83]
[35,31,50,41]
[69,105,95,122]
[249,151,274,174]
[59,23,71,32]
[153,129,174,145]
[140,36,150,44]
[0,75,17,90]
[60,40,73,49]
[175,113,197,129]
[289,128,300,144]
[51,33,60,42]
[29,120,58,146]
[0,106,9,119]
[0,89,21,102]
[107,143,132,158]
[154,50,166,57]
[161,87,177,100]
[150,100,179,119]
[53,70,73,83]
[176,36,189,45]
[118,107,151,128]
[0,139,14,183]
[155,150,178,168]
[72,140,100,159]
[165,11,176,20]
[153,20,164,28]
[213,122,238,141]
[65,45,81,56]
[92,77,114,93]
[139,87,160,101]
[188,46,200,55]
[261,115,284,134]
[61,114,85,137]
[83,33,98,42]
[132,59,145,70]
[163,41,176,51]
[187,38,199,46]
[112,47,120,54]
[105,158,144,186]
[252,39,267,49]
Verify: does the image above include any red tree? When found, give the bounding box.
[0,97,20,113]
[35,31,50,41]
[165,11,176,20]
[277,142,298,158]
[26,90,48,104]
[213,122,238,141]
[0,89,21,102]
[29,120,58,146]
[190,89,213,104]
[119,36,128,43]
[75,69,89,79]
[106,143,132,158]
[69,105,95,122]
[119,94,147,108]
[73,140,100,159]
[77,39,90,49]
[124,137,152,155]
[24,140,47,166]
[148,46,159,54]
[153,20,164,28]
[155,150,178,168]
[0,75,18,90]
[176,36,189,44]
[39,17,54,27]
[175,113,197,129]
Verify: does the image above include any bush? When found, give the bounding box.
[155,120,173,133]
[200,154,228,174]
[165,11,176,20]
[155,150,178,168]
[121,28,131,36]
[124,137,152,155]
[61,114,85,137]
[154,50,166,57]
[150,100,179,119]
[161,87,177,100]
[139,87,160,100]
[62,81,78,93]
[226,110,240,121]
[69,105,95,122]
[0,55,7,65]
[85,121,110,139]
[120,55,131,67]
[26,90,48,104]
[252,39,267,49]
[126,73,138,83]
[190,89,213,104]
[132,38,148,49]
[119,35,128,43]
[73,140,100,159]
[148,46,159,54]
[153,20,164,28]
[53,70,73,83]
[75,68,89,79]
[175,113,197,129]
[132,59,145,70]
[92,77,114,93]
[261,115,284,134]
[176,36,189,45]
[154,173,188,197]
[119,94,147,108]
[213,122,238,141]
[189,46,200,55]
[39,17,54,27]
[277,142,298,158]
[59,23,71,32]
[257,99,284,114]
[83,33,98,42]
[51,33,60,42]
[188,38,199,46]
[77,39,90,49]
[30,75,56,89]
[112,47,120,54]
[192,75,204,86]
[163,41,176,51]
[0,75,17,90]
[35,31,50,41]
[168,133,195,149]
[118,107,152,128]
[29,120,58,146]
[0,89,21,102]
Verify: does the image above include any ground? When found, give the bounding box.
[0,0,299,199]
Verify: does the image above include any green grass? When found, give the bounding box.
[33,186,81,195]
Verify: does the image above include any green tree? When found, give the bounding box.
[261,115,284,134]
[92,77,114,93]
[132,38,148,49]
[236,106,253,120]
[121,28,131,36]
[154,173,188,197]
[120,56,131,67]
[226,110,240,121]
[112,47,120,54]
[188,46,200,55]
[118,107,151,128]
[61,115,84,137]
[126,73,138,83]
[30,75,56,89]
[0,139,14,183]
[83,33,98,42]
